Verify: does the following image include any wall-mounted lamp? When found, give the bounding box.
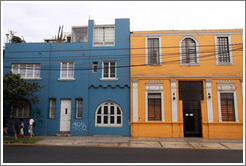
[208,93,211,99]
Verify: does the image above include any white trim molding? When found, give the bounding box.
[214,34,233,65]
[145,36,162,65]
[145,90,165,122]
[132,80,138,122]
[171,79,178,122]
[131,31,242,36]
[206,79,213,122]
[179,35,200,66]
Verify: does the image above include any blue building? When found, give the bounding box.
[3,18,130,136]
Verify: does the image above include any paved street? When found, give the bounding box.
[3,145,243,163]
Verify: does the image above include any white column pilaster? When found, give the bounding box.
[132,80,138,122]
[171,79,178,122]
[206,79,213,122]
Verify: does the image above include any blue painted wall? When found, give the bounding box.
[3,18,130,136]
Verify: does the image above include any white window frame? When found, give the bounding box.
[215,34,233,65]
[11,64,41,80]
[179,36,200,66]
[95,101,123,127]
[49,98,56,119]
[217,90,239,122]
[93,25,115,46]
[58,61,75,81]
[145,36,162,65]
[76,98,83,119]
[101,61,118,81]
[145,91,165,122]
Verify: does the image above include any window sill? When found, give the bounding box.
[216,63,233,66]
[58,78,76,81]
[23,78,42,80]
[146,64,162,66]
[100,78,119,81]
[180,63,200,66]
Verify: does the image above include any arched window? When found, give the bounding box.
[95,101,123,127]
[180,37,199,65]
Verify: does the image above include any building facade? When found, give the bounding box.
[3,18,131,136]
[130,29,243,139]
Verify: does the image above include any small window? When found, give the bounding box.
[49,98,56,119]
[12,102,31,118]
[72,27,88,42]
[92,62,98,73]
[146,38,161,65]
[102,61,116,79]
[60,62,74,79]
[217,37,230,63]
[76,98,83,119]
[12,64,41,79]
[148,93,162,121]
[220,93,235,121]
[94,26,115,46]
[95,102,122,127]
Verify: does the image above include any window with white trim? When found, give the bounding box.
[145,91,164,122]
[146,37,161,65]
[72,26,88,43]
[76,98,83,119]
[95,102,122,127]
[60,62,74,79]
[219,92,237,122]
[180,38,198,64]
[102,61,116,79]
[12,64,40,79]
[49,98,56,119]
[215,35,233,65]
[94,26,115,46]
[12,102,31,118]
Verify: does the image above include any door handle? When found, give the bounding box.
[65,108,67,114]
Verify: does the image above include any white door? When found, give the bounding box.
[60,99,71,132]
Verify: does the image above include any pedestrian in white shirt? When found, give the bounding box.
[27,118,35,138]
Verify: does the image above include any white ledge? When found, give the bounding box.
[58,78,76,81]
[100,78,119,81]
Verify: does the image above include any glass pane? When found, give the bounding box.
[26,65,33,78]
[110,62,116,78]
[97,116,101,123]
[12,64,18,74]
[110,106,114,114]
[110,116,114,124]
[20,64,26,77]
[68,62,74,78]
[61,62,67,78]
[104,27,115,43]
[97,107,101,114]
[94,27,104,43]
[104,106,108,114]
[117,116,121,124]
[103,62,109,77]
[103,116,108,124]
[117,107,121,114]
[34,64,40,78]
[148,38,159,65]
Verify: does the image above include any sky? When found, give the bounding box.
[1,1,245,43]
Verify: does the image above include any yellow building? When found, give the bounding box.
[130,29,243,139]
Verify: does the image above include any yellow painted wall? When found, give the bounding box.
[130,29,243,139]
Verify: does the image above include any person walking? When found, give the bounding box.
[27,118,35,138]
[18,118,25,138]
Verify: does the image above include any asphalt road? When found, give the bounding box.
[3,145,243,163]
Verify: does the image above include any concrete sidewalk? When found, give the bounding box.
[33,136,243,150]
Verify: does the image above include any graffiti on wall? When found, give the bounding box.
[72,122,87,131]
